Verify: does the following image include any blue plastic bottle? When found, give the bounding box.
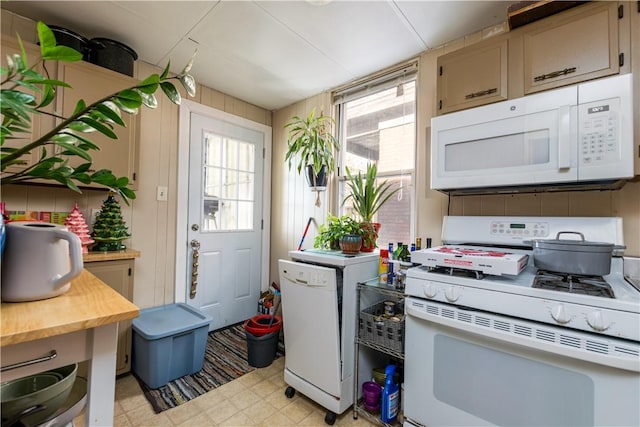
[381,364,399,423]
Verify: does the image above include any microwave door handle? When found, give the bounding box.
[558,105,571,170]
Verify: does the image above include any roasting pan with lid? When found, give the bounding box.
[524,231,625,276]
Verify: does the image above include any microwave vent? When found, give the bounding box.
[439,179,629,197]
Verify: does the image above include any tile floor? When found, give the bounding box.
[73,357,380,426]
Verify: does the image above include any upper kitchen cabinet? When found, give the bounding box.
[56,60,140,190]
[520,1,621,95]
[436,35,508,115]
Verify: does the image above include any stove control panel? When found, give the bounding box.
[490,220,549,237]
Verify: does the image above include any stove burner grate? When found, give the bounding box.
[532,270,615,298]
[428,265,485,280]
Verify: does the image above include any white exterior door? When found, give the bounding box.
[186,111,266,330]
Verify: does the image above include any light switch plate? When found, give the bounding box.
[157,186,168,201]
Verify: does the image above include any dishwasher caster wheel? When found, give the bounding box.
[285,386,295,399]
[324,411,336,425]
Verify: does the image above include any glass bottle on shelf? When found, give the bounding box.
[393,242,404,261]
[398,244,411,262]
[387,242,395,285]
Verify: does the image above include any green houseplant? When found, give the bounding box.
[1,22,196,204]
[314,213,365,253]
[343,162,399,251]
[284,108,340,206]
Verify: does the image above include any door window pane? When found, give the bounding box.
[201,132,256,231]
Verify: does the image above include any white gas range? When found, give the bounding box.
[403,216,640,427]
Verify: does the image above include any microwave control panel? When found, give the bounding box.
[578,97,619,166]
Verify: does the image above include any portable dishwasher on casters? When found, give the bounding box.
[278,251,378,425]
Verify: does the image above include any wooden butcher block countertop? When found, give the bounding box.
[1,269,139,347]
[83,248,140,263]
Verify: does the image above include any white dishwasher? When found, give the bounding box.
[278,250,378,425]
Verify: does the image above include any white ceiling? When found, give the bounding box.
[1,1,516,111]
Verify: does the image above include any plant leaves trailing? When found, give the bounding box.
[1,22,198,204]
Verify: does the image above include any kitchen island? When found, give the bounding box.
[1,269,139,426]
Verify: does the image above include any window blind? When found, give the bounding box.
[332,59,418,105]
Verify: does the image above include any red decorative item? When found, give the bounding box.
[64,204,94,253]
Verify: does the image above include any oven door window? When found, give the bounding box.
[433,334,594,426]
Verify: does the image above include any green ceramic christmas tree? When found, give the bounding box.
[91,194,131,252]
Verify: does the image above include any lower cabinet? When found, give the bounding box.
[84,259,135,375]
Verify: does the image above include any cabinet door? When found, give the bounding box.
[522,2,619,94]
[84,259,134,375]
[56,61,139,190]
[1,37,53,175]
[437,37,508,115]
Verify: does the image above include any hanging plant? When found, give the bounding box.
[284,108,340,206]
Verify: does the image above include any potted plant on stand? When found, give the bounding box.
[343,162,399,252]
[313,214,364,254]
[284,108,340,207]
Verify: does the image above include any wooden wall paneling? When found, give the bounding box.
[417,49,445,245]
[504,193,542,216]
[131,61,165,308]
[224,96,247,118]
[461,196,483,215]
[162,98,179,305]
[1,186,28,211]
[51,188,86,215]
[539,193,570,216]
[480,194,506,216]
[199,86,225,112]
[269,94,331,286]
[567,191,613,216]
[448,196,463,216]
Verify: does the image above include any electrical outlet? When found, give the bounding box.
[157,186,168,201]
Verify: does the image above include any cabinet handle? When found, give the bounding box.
[1,350,57,372]
[533,67,576,82]
[189,240,200,299]
[465,88,497,99]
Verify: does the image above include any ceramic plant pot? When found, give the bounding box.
[360,222,381,252]
[340,234,362,254]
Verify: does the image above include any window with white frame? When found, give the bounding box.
[334,61,417,247]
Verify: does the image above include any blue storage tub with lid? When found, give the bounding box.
[132,303,212,389]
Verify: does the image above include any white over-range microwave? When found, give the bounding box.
[430,74,634,194]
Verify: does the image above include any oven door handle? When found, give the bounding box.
[406,304,640,373]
